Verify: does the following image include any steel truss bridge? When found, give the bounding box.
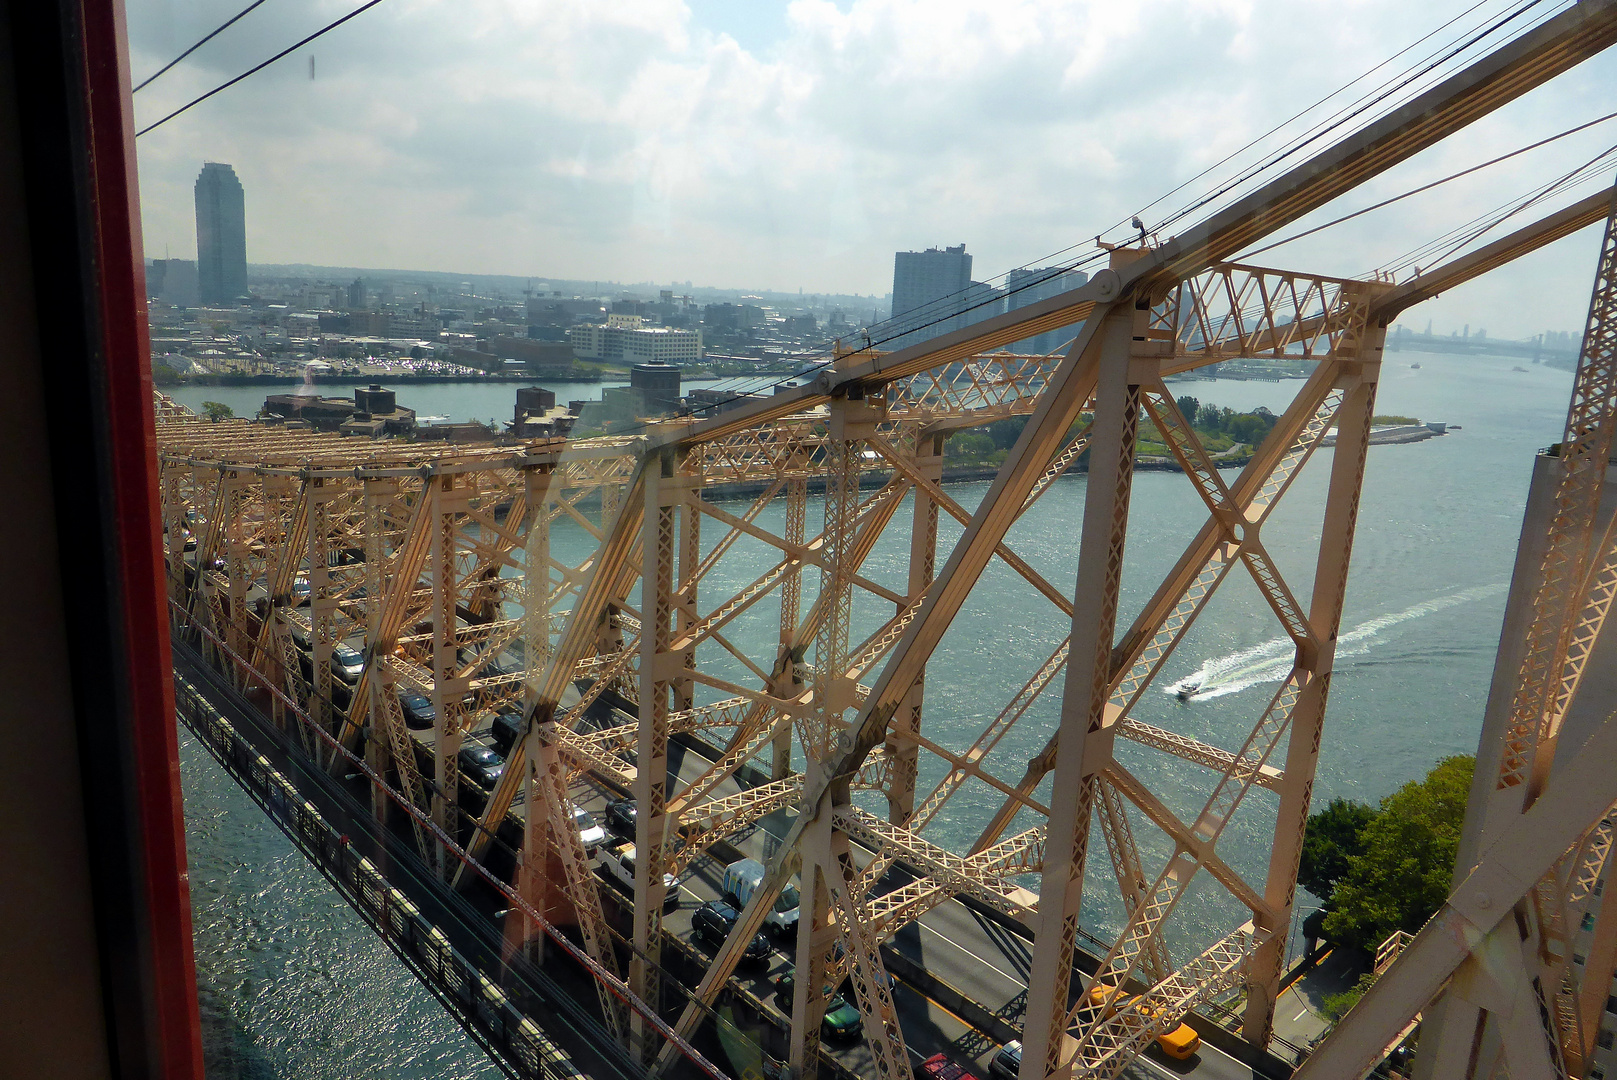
[159,5,1617,1078]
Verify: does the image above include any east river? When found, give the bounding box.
[175,346,1572,1076]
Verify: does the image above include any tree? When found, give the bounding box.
[988,415,1028,450]
[201,401,234,422]
[1298,797,1377,902]
[1322,755,1475,950]
[1198,402,1225,431]
[1176,396,1201,426]
[947,431,995,459]
[1321,972,1378,1022]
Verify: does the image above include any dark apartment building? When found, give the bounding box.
[891,244,972,340]
[1004,265,1090,354]
[195,162,247,304]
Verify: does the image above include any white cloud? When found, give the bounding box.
[127,0,1617,335]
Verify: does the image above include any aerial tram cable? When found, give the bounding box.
[1148,0,1563,241]
[1371,142,1617,278]
[1109,0,1521,244]
[841,4,1569,390]
[1379,142,1617,276]
[960,0,1559,283]
[1238,110,1617,261]
[1144,0,1566,241]
[131,0,270,94]
[136,0,390,137]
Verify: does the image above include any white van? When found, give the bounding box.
[721,858,800,935]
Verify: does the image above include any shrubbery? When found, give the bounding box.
[945,397,1278,464]
[1301,756,1475,951]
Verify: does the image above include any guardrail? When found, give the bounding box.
[167,599,729,1080]
[175,671,581,1080]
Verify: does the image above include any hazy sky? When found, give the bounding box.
[128,0,1617,338]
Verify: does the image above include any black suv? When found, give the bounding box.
[691,900,771,965]
[491,707,524,754]
[604,798,637,838]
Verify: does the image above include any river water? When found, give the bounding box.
[177,345,1573,1075]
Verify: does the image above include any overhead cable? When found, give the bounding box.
[1379,143,1617,275]
[1102,0,1512,245]
[617,0,1559,415]
[1148,0,1565,239]
[136,0,389,137]
[1239,109,1617,260]
[1149,0,1561,241]
[132,0,270,93]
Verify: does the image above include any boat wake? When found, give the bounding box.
[1167,583,1508,701]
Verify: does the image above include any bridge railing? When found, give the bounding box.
[173,669,584,1080]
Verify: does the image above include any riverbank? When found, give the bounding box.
[159,370,617,387]
[699,455,1252,502]
[1322,423,1450,447]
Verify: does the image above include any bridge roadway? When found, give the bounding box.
[426,694,1267,1080]
[173,644,648,1080]
[192,626,1269,1080]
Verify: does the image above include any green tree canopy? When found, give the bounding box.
[201,401,234,422]
[988,415,1027,450]
[947,431,995,458]
[1322,755,1474,950]
[1298,797,1378,903]
[1321,973,1378,1022]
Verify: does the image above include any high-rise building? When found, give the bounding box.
[194,163,247,304]
[1004,266,1089,354]
[891,244,972,343]
[147,258,198,307]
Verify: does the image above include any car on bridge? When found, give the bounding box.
[331,642,365,683]
[457,744,504,789]
[919,1053,978,1080]
[571,806,606,853]
[604,798,636,838]
[988,1041,1020,1080]
[398,690,435,730]
[722,857,800,936]
[771,971,862,1041]
[491,706,524,754]
[596,842,680,910]
[690,900,771,966]
[1082,985,1202,1061]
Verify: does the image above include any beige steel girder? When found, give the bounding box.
[1403,184,1617,1080]
[152,13,1617,1070]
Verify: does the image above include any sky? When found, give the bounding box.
[126,0,1617,339]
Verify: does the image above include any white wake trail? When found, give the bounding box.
[1167,583,1508,701]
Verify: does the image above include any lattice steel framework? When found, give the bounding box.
[153,7,1617,1077]
[1304,184,1617,1080]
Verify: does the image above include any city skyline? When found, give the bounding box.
[150,252,1582,344]
[126,1,1617,341]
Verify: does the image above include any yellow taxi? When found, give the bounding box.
[1081,985,1202,1060]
